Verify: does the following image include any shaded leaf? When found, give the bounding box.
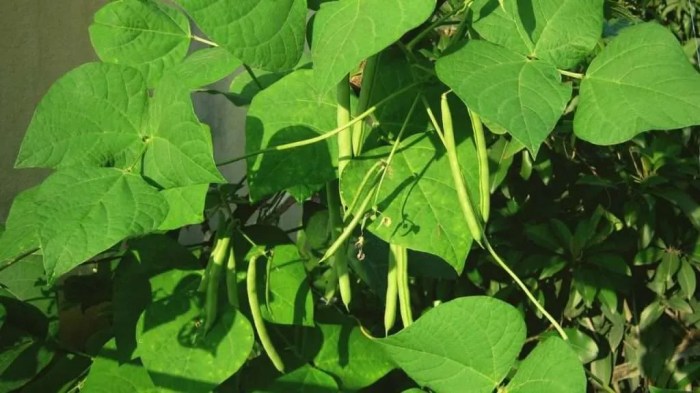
[82,339,158,393]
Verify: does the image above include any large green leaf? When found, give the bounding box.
[377,297,526,393]
[16,63,146,169]
[312,0,435,89]
[166,47,242,90]
[504,338,586,393]
[258,245,314,327]
[340,133,480,273]
[252,365,338,393]
[0,186,41,265]
[470,0,604,69]
[89,0,191,86]
[136,269,254,392]
[246,69,337,201]
[0,255,55,318]
[527,0,604,69]
[436,40,571,155]
[469,0,533,56]
[35,167,168,280]
[313,318,394,390]
[574,23,700,145]
[82,339,159,393]
[15,63,224,188]
[174,0,307,71]
[143,80,225,188]
[157,184,209,231]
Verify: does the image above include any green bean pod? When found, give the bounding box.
[225,242,238,307]
[440,94,483,245]
[247,253,285,373]
[204,230,232,332]
[394,244,413,327]
[384,245,399,335]
[469,108,490,223]
[326,183,352,310]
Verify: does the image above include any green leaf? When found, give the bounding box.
[470,0,603,69]
[258,245,314,326]
[246,69,337,201]
[252,365,338,393]
[114,235,199,361]
[136,269,254,392]
[157,185,209,231]
[143,80,226,188]
[504,337,586,393]
[166,47,242,90]
[89,0,191,86]
[174,0,307,71]
[313,318,394,390]
[546,328,598,364]
[340,133,480,273]
[311,0,436,89]
[377,296,526,393]
[436,40,572,155]
[36,168,168,280]
[0,304,5,330]
[469,0,534,57]
[677,260,696,300]
[574,23,700,145]
[0,186,41,265]
[0,255,55,318]
[82,339,159,393]
[16,63,146,169]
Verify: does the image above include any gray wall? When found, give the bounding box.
[0,1,107,221]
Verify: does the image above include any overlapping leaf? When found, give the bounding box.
[252,365,338,393]
[174,0,307,71]
[257,245,314,326]
[312,0,436,89]
[166,47,242,90]
[15,63,147,169]
[0,187,41,265]
[82,339,158,393]
[246,69,337,201]
[340,133,480,273]
[436,40,571,155]
[136,269,254,392]
[89,0,191,86]
[574,23,700,145]
[376,297,526,393]
[36,168,168,280]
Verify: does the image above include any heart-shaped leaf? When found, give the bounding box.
[312,0,435,89]
[246,69,337,201]
[341,133,480,273]
[35,167,168,280]
[436,40,571,155]
[174,0,307,71]
[376,297,526,393]
[574,23,700,145]
[89,0,191,86]
[136,269,254,392]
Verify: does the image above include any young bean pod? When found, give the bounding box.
[247,253,285,373]
[394,244,413,327]
[469,108,490,223]
[384,245,398,334]
[326,183,352,310]
[204,228,232,332]
[225,242,238,307]
[440,93,483,245]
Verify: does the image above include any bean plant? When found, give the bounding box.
[1,0,699,392]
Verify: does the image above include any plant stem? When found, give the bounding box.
[483,239,568,340]
[407,6,463,51]
[558,69,584,79]
[192,35,219,47]
[352,55,379,155]
[337,75,353,174]
[244,64,264,90]
[469,108,490,222]
[216,82,423,167]
[344,161,384,221]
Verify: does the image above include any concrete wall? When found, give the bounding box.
[0,1,108,221]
